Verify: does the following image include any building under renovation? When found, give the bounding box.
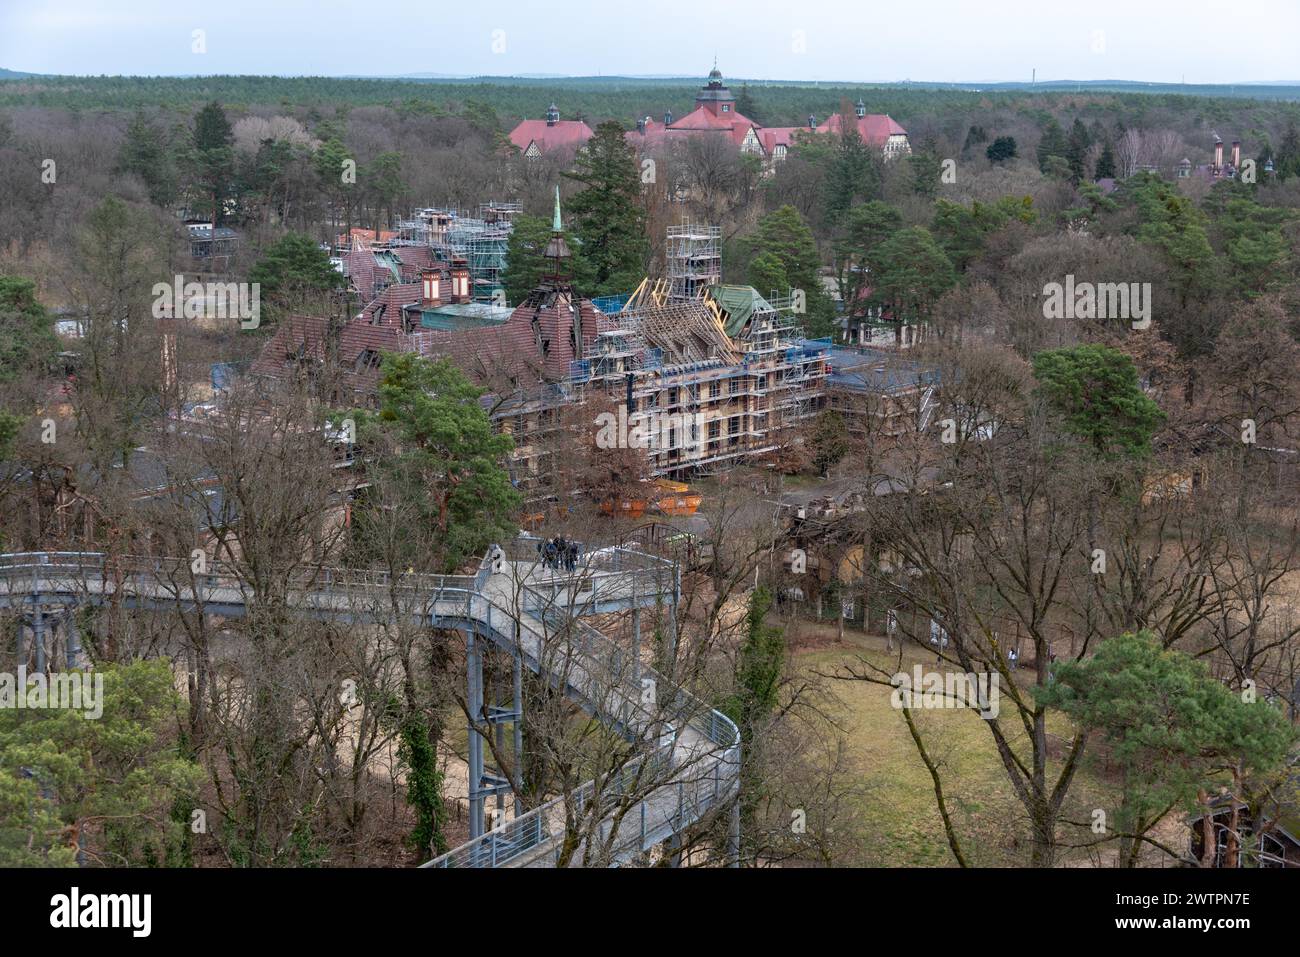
[393,202,521,303]
[254,201,830,501]
[496,210,828,493]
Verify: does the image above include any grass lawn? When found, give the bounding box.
[795,627,1116,866]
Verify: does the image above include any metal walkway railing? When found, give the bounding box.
[0,547,740,869]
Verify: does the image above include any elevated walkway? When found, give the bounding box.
[0,545,740,868]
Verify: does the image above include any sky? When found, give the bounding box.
[2,0,1299,85]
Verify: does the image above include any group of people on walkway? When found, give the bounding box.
[539,536,580,572]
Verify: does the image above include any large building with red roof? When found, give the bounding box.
[508,104,595,157]
[625,66,910,163]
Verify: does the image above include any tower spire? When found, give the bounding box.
[544,184,572,276]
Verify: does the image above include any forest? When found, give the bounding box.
[2,66,1300,872]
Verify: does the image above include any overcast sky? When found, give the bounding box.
[2,0,1298,84]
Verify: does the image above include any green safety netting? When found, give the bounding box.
[707,284,774,337]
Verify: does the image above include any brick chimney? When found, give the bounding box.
[450,259,471,304]
[1214,138,1224,169]
[1231,140,1241,168]
[420,268,442,307]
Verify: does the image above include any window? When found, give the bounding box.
[722,104,731,113]
[709,380,721,399]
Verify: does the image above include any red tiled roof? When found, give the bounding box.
[253,284,606,399]
[624,120,669,150]
[759,127,808,153]
[664,105,758,147]
[508,119,595,154]
[817,113,908,147]
[360,282,425,328]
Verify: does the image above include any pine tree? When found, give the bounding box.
[1094,142,1117,179]
[734,82,759,122]
[1036,118,1069,174]
[985,136,1017,163]
[868,226,958,320]
[562,121,648,296]
[1066,118,1092,183]
[745,205,835,337]
[503,214,591,304]
[189,101,236,224]
[118,112,177,207]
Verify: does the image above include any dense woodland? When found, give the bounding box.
[2,73,1300,869]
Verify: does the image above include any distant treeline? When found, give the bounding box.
[3,73,1300,129]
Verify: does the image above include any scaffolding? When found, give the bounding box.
[666,223,721,301]
[393,202,520,302]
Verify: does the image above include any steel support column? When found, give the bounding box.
[467,626,485,840]
[64,612,81,669]
[727,798,741,868]
[512,642,523,818]
[30,608,47,672]
[631,607,641,685]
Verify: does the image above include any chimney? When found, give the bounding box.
[159,316,179,406]
[420,268,442,307]
[1214,138,1224,169]
[1231,140,1241,168]
[450,258,471,304]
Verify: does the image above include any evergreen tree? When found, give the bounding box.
[374,353,520,572]
[1032,344,1166,459]
[962,124,989,155]
[503,214,591,304]
[1276,120,1300,181]
[722,586,785,853]
[248,233,340,298]
[362,151,405,230]
[832,200,902,312]
[734,82,759,122]
[744,205,835,337]
[908,150,942,200]
[1036,118,1069,174]
[563,121,648,297]
[985,136,1017,163]
[0,275,58,383]
[1037,630,1294,868]
[118,112,177,207]
[820,108,880,226]
[868,226,958,321]
[188,101,236,224]
[1094,141,1117,179]
[1066,118,1092,183]
[0,660,202,867]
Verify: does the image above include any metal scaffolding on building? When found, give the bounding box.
[394,202,521,302]
[666,223,721,301]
